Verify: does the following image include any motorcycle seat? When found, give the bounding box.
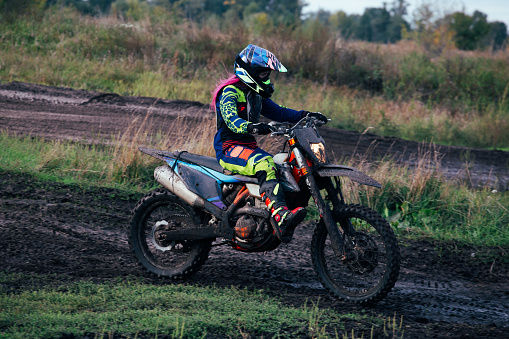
[173,151,224,173]
[171,151,255,181]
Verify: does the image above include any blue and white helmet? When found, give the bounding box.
[234,44,287,98]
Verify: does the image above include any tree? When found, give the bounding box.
[314,8,330,25]
[264,0,304,26]
[203,0,225,16]
[448,10,491,50]
[89,0,114,13]
[390,0,408,17]
[355,7,391,42]
[356,10,374,41]
[406,1,456,54]
[387,0,410,42]
[481,21,508,51]
[348,3,410,43]
[328,10,359,39]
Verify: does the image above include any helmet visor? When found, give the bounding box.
[239,44,287,73]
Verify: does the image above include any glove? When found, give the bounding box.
[247,122,273,135]
[305,111,328,124]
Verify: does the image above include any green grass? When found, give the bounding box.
[362,164,509,248]
[0,273,372,339]
[334,149,509,249]
[0,130,149,189]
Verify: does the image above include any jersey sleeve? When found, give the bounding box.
[219,86,250,134]
[261,98,304,123]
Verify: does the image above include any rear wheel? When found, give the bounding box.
[311,204,400,304]
[128,188,212,279]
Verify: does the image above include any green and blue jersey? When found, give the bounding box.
[213,83,304,159]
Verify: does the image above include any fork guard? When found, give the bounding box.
[316,165,381,188]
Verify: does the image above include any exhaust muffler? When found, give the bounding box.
[154,165,205,209]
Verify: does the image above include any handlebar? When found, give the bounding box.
[268,114,330,137]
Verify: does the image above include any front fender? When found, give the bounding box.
[316,164,381,188]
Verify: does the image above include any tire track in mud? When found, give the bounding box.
[383,279,509,327]
[3,193,507,328]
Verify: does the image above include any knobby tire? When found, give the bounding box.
[311,204,400,305]
[128,188,212,279]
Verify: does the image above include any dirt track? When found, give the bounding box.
[1,82,508,338]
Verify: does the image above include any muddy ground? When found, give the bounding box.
[0,82,508,338]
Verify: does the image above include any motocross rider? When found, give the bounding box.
[211,44,328,243]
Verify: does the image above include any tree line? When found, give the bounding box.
[1,0,507,51]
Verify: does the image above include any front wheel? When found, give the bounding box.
[128,188,212,279]
[311,204,400,305]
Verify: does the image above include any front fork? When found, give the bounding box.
[324,177,356,237]
[292,148,351,260]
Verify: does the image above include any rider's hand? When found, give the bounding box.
[247,122,273,135]
[304,111,328,124]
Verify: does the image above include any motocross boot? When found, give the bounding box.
[260,180,307,243]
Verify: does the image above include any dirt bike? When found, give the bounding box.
[129,115,400,304]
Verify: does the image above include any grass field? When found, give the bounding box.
[2,273,379,339]
[1,128,506,337]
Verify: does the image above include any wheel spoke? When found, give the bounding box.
[142,203,194,268]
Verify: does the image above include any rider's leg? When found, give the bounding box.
[255,159,306,243]
[218,145,306,243]
[218,146,265,174]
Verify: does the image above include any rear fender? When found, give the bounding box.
[138,147,176,161]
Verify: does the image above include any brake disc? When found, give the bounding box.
[150,220,175,252]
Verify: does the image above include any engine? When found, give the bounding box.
[234,215,257,240]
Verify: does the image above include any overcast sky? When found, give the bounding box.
[302,0,509,26]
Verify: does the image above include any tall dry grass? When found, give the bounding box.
[107,111,215,184]
[339,144,508,246]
